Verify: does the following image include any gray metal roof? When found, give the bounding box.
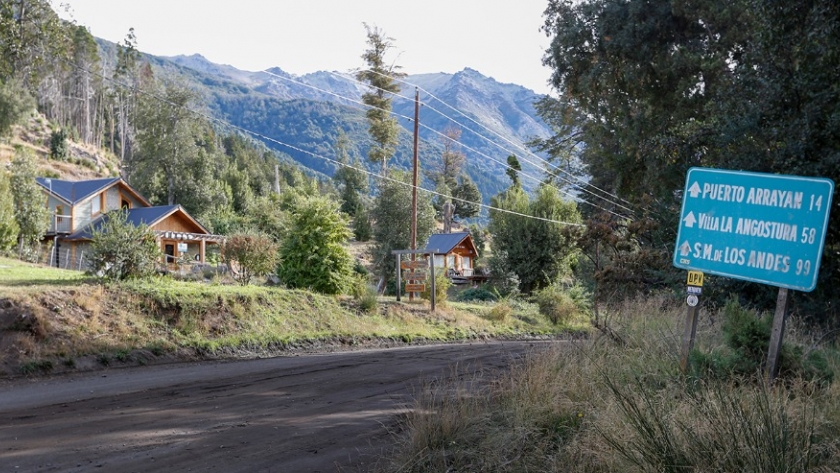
[37,177,120,204]
[425,232,472,254]
[65,205,181,240]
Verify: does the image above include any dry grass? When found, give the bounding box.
[384,294,840,472]
[0,258,568,376]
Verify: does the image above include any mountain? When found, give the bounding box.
[157,53,552,201]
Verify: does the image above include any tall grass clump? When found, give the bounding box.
[350,274,378,313]
[689,298,834,384]
[532,283,591,326]
[420,273,452,306]
[385,294,840,472]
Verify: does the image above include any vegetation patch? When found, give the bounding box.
[384,295,840,472]
[0,257,572,377]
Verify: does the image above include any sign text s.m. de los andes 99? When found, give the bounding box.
[673,167,834,292]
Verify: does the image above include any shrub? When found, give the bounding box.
[533,284,590,325]
[221,232,278,286]
[49,129,68,160]
[350,274,379,313]
[456,286,498,302]
[87,210,160,280]
[690,299,835,384]
[277,195,354,294]
[486,302,512,322]
[420,272,452,305]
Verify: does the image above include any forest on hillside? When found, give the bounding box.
[2,0,840,323]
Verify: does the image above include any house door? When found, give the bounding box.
[165,244,175,264]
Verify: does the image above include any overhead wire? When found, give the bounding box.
[344,69,638,217]
[60,59,584,227]
[258,69,582,203]
[260,68,627,219]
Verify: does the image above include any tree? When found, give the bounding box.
[352,205,372,242]
[505,154,522,188]
[467,223,486,259]
[87,210,161,280]
[112,28,140,163]
[277,195,354,294]
[332,130,368,217]
[132,81,199,206]
[0,77,35,138]
[540,0,840,316]
[0,0,66,86]
[0,170,19,252]
[488,184,581,293]
[356,23,403,173]
[221,232,279,286]
[428,126,466,192]
[452,173,482,219]
[9,147,48,256]
[370,171,435,289]
[132,80,228,216]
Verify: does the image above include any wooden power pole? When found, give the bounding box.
[409,88,420,300]
[410,87,419,253]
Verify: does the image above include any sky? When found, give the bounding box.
[52,0,556,95]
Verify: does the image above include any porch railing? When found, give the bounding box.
[49,214,72,234]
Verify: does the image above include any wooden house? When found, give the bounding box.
[425,232,484,282]
[37,177,222,269]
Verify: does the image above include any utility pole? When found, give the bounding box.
[410,87,419,253]
[410,88,420,301]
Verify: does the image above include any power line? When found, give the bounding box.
[61,60,584,228]
[261,69,627,220]
[345,69,638,216]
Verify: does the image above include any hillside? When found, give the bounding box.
[156,52,553,201]
[0,113,120,181]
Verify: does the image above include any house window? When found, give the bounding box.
[91,194,101,215]
[56,205,64,223]
[121,199,130,210]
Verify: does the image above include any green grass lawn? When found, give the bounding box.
[0,256,93,289]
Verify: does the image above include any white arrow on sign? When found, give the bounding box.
[688,182,702,198]
[683,211,696,228]
[680,241,692,256]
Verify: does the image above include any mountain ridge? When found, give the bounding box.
[156,51,552,200]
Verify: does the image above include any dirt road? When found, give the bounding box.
[0,340,551,472]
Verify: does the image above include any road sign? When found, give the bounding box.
[400,260,427,270]
[687,286,702,295]
[405,283,426,292]
[687,271,704,287]
[686,294,699,307]
[406,270,426,280]
[673,167,834,292]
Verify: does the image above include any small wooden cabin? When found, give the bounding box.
[425,232,483,282]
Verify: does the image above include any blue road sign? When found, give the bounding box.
[673,167,834,292]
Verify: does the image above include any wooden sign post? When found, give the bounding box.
[392,249,438,311]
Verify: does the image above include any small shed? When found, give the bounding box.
[425,232,479,279]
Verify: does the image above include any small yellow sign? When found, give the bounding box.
[405,283,426,292]
[687,270,704,287]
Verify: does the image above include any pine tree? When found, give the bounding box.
[356,23,403,174]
